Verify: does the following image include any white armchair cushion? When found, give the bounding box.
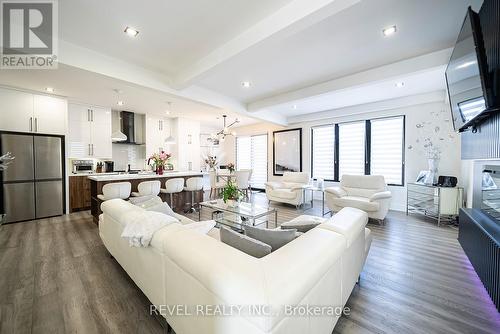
[369,191,392,201]
[282,182,306,191]
[325,187,347,198]
[331,196,379,212]
[272,188,298,200]
[265,181,284,190]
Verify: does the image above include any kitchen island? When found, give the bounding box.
[88,171,205,224]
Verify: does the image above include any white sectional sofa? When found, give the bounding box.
[99,199,372,334]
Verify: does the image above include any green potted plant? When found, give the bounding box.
[221,180,244,207]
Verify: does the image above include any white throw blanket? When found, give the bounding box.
[121,210,179,247]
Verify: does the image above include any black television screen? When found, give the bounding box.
[446,7,491,132]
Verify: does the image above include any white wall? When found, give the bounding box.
[223,94,462,212]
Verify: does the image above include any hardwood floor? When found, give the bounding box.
[0,192,499,334]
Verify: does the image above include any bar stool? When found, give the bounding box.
[131,180,161,198]
[183,177,204,213]
[160,178,185,211]
[97,182,131,201]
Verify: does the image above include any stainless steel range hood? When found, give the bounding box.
[112,111,145,145]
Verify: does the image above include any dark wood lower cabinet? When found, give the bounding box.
[69,176,91,212]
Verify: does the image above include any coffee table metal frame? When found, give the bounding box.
[199,200,278,230]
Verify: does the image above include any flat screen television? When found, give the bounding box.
[446,7,495,132]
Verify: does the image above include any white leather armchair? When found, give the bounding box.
[265,172,310,208]
[325,175,392,223]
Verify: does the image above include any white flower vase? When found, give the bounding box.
[426,158,439,185]
[226,199,238,208]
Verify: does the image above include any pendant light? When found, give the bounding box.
[111,89,127,142]
[164,102,176,144]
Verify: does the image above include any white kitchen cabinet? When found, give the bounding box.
[33,95,67,135]
[146,116,168,156]
[0,87,67,135]
[0,88,34,132]
[68,104,91,158]
[90,107,112,158]
[67,103,112,159]
[171,118,200,171]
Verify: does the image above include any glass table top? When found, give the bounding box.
[200,199,275,218]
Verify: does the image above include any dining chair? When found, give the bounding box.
[209,170,226,199]
[235,169,252,199]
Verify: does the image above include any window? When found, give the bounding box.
[311,125,335,180]
[370,116,404,185]
[310,115,405,185]
[236,137,251,170]
[339,121,366,177]
[236,134,268,189]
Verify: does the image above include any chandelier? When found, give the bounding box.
[210,115,239,142]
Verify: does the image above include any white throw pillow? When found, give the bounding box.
[184,220,216,235]
[146,202,175,217]
[130,196,176,217]
[128,195,161,206]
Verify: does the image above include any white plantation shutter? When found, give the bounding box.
[236,134,268,189]
[236,137,251,170]
[311,125,335,180]
[339,122,366,177]
[250,135,268,189]
[370,116,404,185]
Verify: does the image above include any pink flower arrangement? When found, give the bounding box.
[148,151,171,168]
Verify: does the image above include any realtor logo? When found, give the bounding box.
[1,0,58,69]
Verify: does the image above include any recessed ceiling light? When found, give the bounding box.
[45,87,54,93]
[241,81,252,88]
[292,104,298,110]
[124,26,139,37]
[117,101,124,106]
[382,25,397,37]
[395,82,405,88]
[165,110,170,115]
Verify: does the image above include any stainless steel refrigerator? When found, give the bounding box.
[1,133,64,223]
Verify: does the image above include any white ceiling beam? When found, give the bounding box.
[173,0,361,88]
[247,48,453,113]
[58,40,288,125]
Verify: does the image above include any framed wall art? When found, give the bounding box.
[273,128,302,176]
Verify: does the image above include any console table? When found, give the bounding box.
[406,183,463,226]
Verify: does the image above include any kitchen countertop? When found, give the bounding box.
[87,171,207,181]
[69,172,120,177]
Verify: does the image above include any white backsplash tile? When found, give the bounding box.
[112,144,146,171]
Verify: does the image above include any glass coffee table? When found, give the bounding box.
[199,199,278,231]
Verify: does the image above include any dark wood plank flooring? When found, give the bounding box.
[0,192,499,334]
